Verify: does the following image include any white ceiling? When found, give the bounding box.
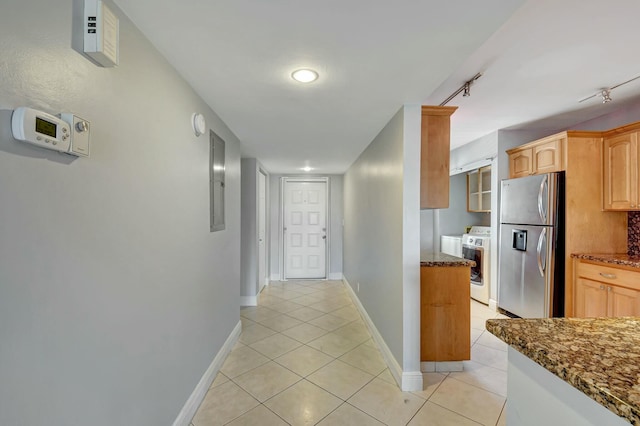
[116,0,640,173]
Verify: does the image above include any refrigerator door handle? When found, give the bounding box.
[538,175,548,223]
[537,228,547,277]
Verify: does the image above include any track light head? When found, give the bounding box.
[601,89,612,103]
[463,82,471,97]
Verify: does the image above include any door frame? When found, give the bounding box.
[280,177,330,280]
[257,168,268,291]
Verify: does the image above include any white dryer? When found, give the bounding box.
[462,226,491,304]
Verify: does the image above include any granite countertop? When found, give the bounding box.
[486,317,640,424]
[420,252,475,267]
[572,253,640,269]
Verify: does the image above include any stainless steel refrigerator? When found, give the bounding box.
[498,172,565,318]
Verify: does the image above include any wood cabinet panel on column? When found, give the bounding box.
[420,106,457,209]
[420,265,470,362]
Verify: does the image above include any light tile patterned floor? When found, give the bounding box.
[191,280,509,426]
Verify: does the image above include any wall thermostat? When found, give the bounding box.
[83,0,119,67]
[12,107,72,153]
[12,107,91,157]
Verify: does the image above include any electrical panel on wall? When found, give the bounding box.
[83,0,119,67]
[11,107,91,157]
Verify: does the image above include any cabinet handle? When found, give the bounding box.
[608,286,612,292]
[599,272,617,279]
[600,285,605,290]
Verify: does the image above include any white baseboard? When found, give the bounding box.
[421,361,463,373]
[172,320,242,426]
[343,278,404,389]
[240,296,258,307]
[489,298,498,311]
[328,272,343,280]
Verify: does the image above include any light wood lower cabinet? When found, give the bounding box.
[574,259,640,317]
[420,265,470,361]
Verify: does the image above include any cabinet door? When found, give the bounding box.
[467,170,480,212]
[575,278,608,317]
[609,285,640,317]
[509,148,533,178]
[603,132,638,210]
[533,138,563,174]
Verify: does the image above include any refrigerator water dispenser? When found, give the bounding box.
[512,230,527,251]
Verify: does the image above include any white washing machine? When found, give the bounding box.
[462,226,491,304]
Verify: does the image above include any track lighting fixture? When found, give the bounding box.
[440,73,482,106]
[463,82,471,97]
[579,74,640,104]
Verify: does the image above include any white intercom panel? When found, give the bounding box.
[83,0,119,67]
[12,107,91,157]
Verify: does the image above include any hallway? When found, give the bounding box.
[191,280,508,425]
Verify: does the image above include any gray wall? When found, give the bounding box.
[0,2,241,425]
[343,108,406,365]
[269,174,343,280]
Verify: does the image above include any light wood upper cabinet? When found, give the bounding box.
[603,132,638,210]
[509,149,533,178]
[420,106,457,209]
[507,136,564,178]
[533,138,563,174]
[574,259,640,318]
[467,166,491,212]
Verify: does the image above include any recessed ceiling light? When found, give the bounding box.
[291,69,319,83]
[301,166,313,172]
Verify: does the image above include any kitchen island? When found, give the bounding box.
[487,316,640,425]
[420,252,474,372]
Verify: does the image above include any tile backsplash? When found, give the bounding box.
[628,212,640,256]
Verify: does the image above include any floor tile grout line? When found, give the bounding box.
[494,399,507,426]
[401,397,429,426]
[441,374,508,400]
[425,399,486,425]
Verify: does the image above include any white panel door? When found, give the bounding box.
[284,180,327,279]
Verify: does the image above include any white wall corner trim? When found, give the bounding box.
[172,320,242,426]
[401,371,424,392]
[240,296,258,307]
[328,272,343,280]
[489,298,498,311]
[343,278,420,390]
